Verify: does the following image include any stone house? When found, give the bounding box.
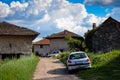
[46,30,83,52]
[92,17,120,53]
[33,38,50,56]
[0,22,39,59]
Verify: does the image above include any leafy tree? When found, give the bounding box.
[65,36,84,51]
[84,29,96,52]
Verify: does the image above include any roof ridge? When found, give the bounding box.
[46,30,83,39]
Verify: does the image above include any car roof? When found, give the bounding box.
[70,51,86,55]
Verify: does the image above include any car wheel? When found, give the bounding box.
[67,66,72,74]
[68,70,73,73]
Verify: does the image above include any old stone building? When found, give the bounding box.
[0,22,39,59]
[33,38,50,56]
[46,30,83,52]
[92,17,120,53]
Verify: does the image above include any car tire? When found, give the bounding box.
[68,70,72,74]
[67,66,72,74]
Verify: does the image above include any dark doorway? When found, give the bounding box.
[1,53,21,59]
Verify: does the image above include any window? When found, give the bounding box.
[9,43,12,48]
[40,45,43,48]
[70,53,86,59]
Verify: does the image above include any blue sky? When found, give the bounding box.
[0,0,120,41]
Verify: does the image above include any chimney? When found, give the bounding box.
[64,30,67,35]
[93,23,96,30]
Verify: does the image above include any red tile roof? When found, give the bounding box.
[46,30,83,39]
[33,38,50,45]
[0,21,39,36]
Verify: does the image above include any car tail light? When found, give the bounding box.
[86,58,90,62]
[68,60,72,63]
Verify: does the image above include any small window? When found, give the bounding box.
[9,43,12,48]
[40,45,43,48]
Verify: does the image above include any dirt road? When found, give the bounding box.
[33,58,82,80]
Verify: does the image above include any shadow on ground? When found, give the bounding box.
[47,68,69,75]
[34,75,80,80]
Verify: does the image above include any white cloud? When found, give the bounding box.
[54,16,74,29]
[0,2,10,18]
[26,0,52,16]
[10,1,28,10]
[82,14,106,29]
[39,13,51,23]
[0,0,106,38]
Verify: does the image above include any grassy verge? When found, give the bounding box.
[58,50,120,80]
[0,54,39,80]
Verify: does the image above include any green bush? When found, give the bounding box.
[65,36,84,51]
[84,29,96,52]
[57,52,70,65]
[0,54,39,80]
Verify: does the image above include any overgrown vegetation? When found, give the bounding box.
[84,29,96,52]
[0,54,39,80]
[56,52,70,65]
[65,36,84,51]
[58,50,120,80]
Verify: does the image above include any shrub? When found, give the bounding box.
[65,36,84,51]
[57,52,70,65]
[84,29,96,52]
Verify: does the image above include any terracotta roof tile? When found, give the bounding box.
[33,38,50,45]
[0,21,39,36]
[46,30,83,39]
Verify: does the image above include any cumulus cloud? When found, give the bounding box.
[10,1,28,10]
[0,1,29,20]
[0,2,10,18]
[25,0,52,16]
[106,8,120,21]
[0,0,106,38]
[82,14,106,29]
[84,0,120,7]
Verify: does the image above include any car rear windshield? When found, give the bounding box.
[69,53,87,59]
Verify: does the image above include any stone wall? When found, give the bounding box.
[50,38,69,51]
[92,22,120,53]
[0,35,33,55]
[34,44,50,56]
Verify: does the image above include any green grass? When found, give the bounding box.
[58,50,120,80]
[0,54,39,80]
[78,50,120,80]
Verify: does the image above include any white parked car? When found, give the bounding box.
[47,51,61,57]
[67,51,91,72]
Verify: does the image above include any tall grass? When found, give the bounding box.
[0,54,39,80]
